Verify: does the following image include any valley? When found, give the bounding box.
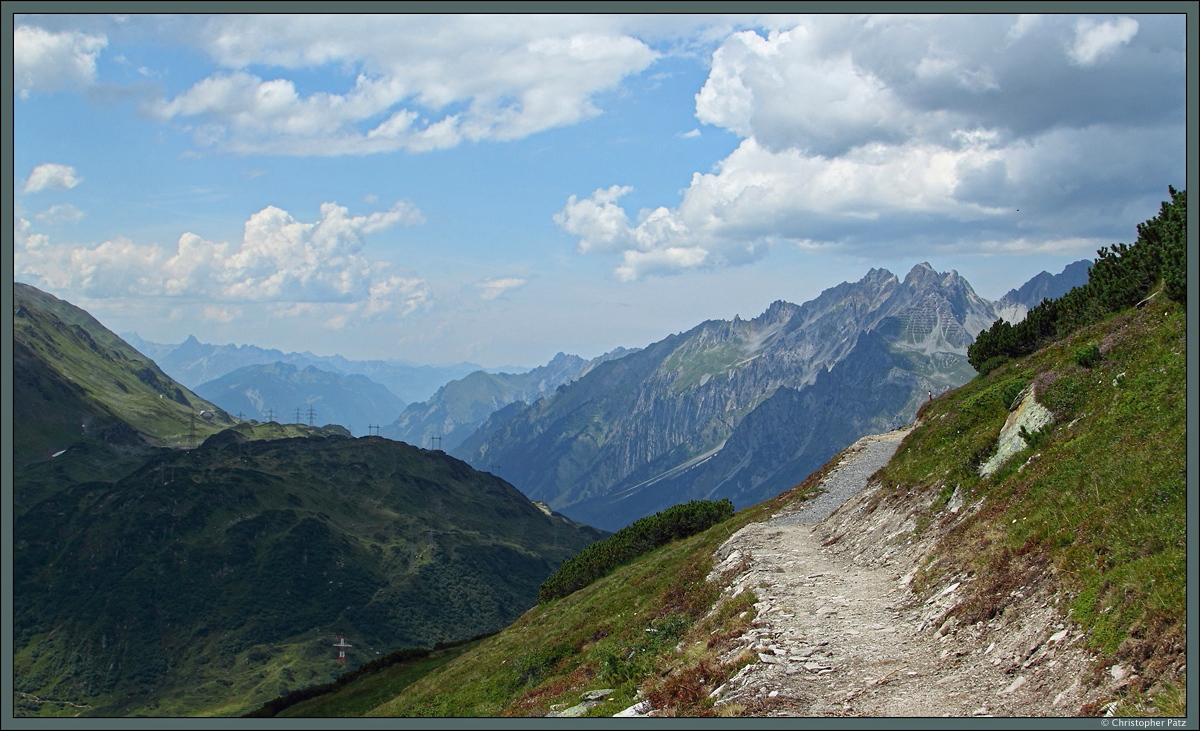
[9,202,1185,718]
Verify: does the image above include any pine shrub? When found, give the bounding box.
[968,186,1186,371]
[537,499,735,603]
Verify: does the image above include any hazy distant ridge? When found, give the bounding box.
[194,362,408,434]
[383,348,638,451]
[122,333,502,404]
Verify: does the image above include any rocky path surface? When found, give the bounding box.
[707,428,1113,717]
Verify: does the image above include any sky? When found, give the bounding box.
[10,11,1191,368]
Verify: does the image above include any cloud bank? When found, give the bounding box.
[475,276,529,301]
[556,15,1183,280]
[147,15,658,155]
[15,201,429,320]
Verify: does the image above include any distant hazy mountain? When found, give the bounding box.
[123,334,499,404]
[454,264,999,531]
[195,362,408,434]
[993,259,1092,324]
[121,331,178,362]
[383,348,637,451]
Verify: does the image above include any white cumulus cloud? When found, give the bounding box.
[35,203,85,223]
[14,25,107,98]
[151,15,658,155]
[475,276,528,301]
[1069,17,1138,66]
[15,200,429,320]
[24,163,83,193]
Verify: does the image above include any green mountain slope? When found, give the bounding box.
[13,433,605,717]
[13,282,235,464]
[881,294,1186,682]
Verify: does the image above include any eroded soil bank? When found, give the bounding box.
[708,428,1129,717]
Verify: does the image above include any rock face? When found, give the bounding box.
[384,348,636,452]
[978,385,1054,477]
[454,264,999,531]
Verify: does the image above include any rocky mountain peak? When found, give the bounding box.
[751,299,801,328]
[861,267,900,287]
[902,262,940,289]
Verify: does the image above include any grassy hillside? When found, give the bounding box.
[877,292,1186,708]
[252,471,832,717]
[13,434,604,717]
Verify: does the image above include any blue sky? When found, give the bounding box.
[11,12,1190,368]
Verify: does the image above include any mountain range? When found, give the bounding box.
[383,348,637,452]
[453,263,1008,531]
[122,333,515,404]
[195,361,408,435]
[10,257,1098,714]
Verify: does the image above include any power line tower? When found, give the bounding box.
[294,407,303,424]
[431,436,442,451]
[266,408,275,423]
[367,424,380,437]
[307,406,317,427]
[333,635,351,665]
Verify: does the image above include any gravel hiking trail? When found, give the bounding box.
[707,427,1117,718]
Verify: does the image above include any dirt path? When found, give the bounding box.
[708,428,1114,717]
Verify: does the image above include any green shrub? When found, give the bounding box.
[1158,189,1187,305]
[975,355,1011,377]
[999,379,1026,410]
[538,499,735,603]
[1075,343,1101,369]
